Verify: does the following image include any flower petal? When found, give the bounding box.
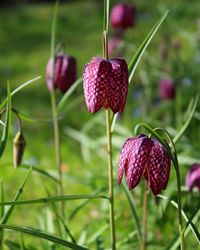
[126,136,153,190]
[83,57,112,113]
[118,138,137,185]
[147,141,171,195]
[108,58,128,114]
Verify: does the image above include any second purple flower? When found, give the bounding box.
[83,57,128,113]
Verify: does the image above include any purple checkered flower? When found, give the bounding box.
[110,3,136,30]
[118,134,171,195]
[186,164,200,192]
[46,53,77,93]
[83,57,128,113]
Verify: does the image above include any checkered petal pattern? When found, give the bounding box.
[108,59,128,113]
[83,57,128,113]
[83,57,112,113]
[146,140,171,195]
[118,134,171,195]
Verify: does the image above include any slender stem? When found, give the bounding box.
[141,182,148,250]
[174,159,184,250]
[105,108,116,250]
[50,90,64,217]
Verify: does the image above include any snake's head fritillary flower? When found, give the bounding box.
[46,53,77,93]
[186,164,200,192]
[110,3,136,30]
[118,134,171,195]
[83,57,128,113]
[159,79,176,100]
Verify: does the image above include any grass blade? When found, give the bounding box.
[121,182,141,242]
[173,94,199,144]
[0,194,109,206]
[0,82,11,158]
[158,195,200,244]
[57,77,82,112]
[0,76,41,110]
[0,168,32,224]
[111,10,169,132]
[0,224,88,250]
[165,201,200,250]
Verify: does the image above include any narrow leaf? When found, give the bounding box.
[0,224,88,250]
[0,168,32,224]
[57,77,82,112]
[158,195,200,244]
[0,194,109,206]
[173,94,199,144]
[0,82,11,158]
[0,76,41,110]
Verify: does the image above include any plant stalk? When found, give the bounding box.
[50,90,64,217]
[174,159,184,250]
[105,108,116,250]
[141,181,148,250]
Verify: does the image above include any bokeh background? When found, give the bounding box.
[0,0,199,249]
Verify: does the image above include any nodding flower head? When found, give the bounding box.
[186,163,200,192]
[110,3,136,30]
[46,53,77,93]
[83,57,128,114]
[159,79,176,100]
[118,134,171,195]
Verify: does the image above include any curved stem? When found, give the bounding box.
[0,108,23,133]
[50,90,64,217]
[105,108,116,250]
[141,182,148,250]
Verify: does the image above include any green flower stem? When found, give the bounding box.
[50,90,64,217]
[105,108,116,250]
[174,158,184,250]
[141,182,148,250]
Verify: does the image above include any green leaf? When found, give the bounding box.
[0,82,11,158]
[0,168,32,224]
[0,194,109,206]
[158,195,200,245]
[57,77,82,112]
[173,94,199,144]
[0,224,88,250]
[111,10,169,132]
[121,182,141,242]
[0,76,41,110]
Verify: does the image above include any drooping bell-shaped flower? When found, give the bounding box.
[83,57,128,114]
[186,164,200,192]
[110,3,136,30]
[118,134,171,195]
[159,79,176,100]
[46,53,77,93]
[13,132,26,168]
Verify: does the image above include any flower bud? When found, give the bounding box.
[110,3,136,30]
[13,132,26,168]
[46,53,77,93]
[83,57,128,113]
[118,134,171,195]
[158,79,176,100]
[186,164,200,192]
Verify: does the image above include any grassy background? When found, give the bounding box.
[0,0,199,249]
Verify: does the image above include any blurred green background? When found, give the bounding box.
[0,0,199,249]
